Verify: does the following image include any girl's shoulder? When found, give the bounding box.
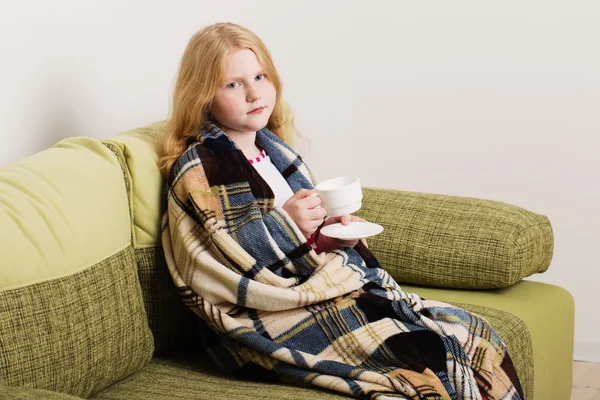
[166,139,206,187]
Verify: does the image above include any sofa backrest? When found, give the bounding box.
[101,122,200,354]
[0,138,154,397]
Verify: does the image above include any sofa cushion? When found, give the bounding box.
[402,280,574,400]
[0,385,83,399]
[89,351,351,400]
[102,123,167,249]
[0,246,154,397]
[133,246,199,354]
[0,138,131,290]
[0,138,154,397]
[356,188,554,289]
[90,281,572,400]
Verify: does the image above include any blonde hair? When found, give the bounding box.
[156,22,294,180]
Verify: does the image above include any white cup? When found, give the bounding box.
[313,175,363,217]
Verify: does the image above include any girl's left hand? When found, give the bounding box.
[315,215,367,253]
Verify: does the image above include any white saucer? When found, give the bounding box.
[320,222,384,240]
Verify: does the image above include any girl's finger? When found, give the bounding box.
[307,207,327,221]
[341,215,353,225]
[299,193,321,209]
[296,188,317,199]
[308,220,324,231]
[328,216,342,224]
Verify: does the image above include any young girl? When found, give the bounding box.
[157,22,524,400]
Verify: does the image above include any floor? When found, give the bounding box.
[572,361,600,399]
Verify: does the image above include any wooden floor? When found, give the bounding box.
[572,361,600,399]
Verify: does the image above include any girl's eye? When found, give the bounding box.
[256,74,266,81]
[227,82,240,89]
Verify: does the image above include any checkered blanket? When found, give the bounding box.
[161,123,524,399]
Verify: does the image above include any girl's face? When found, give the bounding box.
[210,48,276,136]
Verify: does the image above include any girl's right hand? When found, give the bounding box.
[282,189,327,239]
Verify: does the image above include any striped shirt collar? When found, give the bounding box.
[248,149,267,164]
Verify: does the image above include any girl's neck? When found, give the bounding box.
[224,128,262,159]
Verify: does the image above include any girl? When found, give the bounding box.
[157,22,524,400]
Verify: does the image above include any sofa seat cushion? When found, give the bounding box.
[90,351,352,400]
[0,385,83,399]
[90,281,571,400]
[402,280,574,400]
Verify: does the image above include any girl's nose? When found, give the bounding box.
[246,84,262,102]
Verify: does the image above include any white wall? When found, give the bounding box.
[1,0,598,361]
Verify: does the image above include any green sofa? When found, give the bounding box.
[0,121,574,399]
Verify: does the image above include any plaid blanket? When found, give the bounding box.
[161,123,524,400]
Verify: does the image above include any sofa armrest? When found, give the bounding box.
[0,385,83,399]
[355,188,554,289]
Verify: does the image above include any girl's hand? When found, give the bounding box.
[316,215,367,253]
[282,189,327,239]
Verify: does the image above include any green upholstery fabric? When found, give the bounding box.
[356,188,554,289]
[0,246,154,398]
[134,246,198,353]
[401,280,574,400]
[90,352,352,400]
[0,385,83,399]
[102,125,165,249]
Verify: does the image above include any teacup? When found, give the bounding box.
[314,175,363,217]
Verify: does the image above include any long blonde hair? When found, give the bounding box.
[156,22,293,180]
